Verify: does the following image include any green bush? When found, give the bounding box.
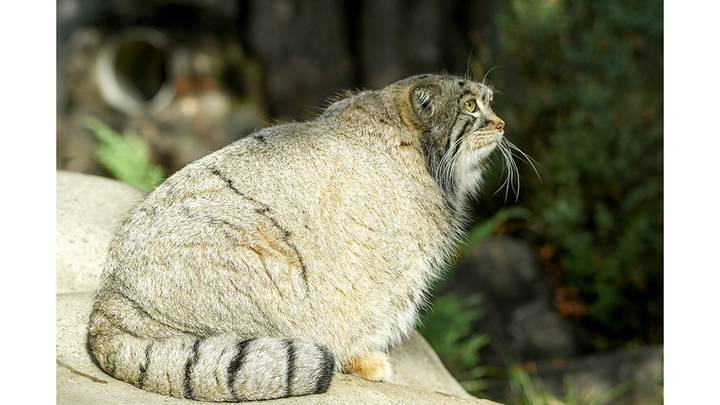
[419,293,490,394]
[473,0,663,347]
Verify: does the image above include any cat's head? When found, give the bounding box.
[390,74,514,206]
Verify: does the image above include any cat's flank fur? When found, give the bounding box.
[88,74,507,401]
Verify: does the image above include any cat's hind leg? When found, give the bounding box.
[342,351,392,382]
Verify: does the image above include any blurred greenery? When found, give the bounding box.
[459,207,530,258]
[472,0,663,348]
[418,207,528,395]
[418,0,664,399]
[86,118,165,192]
[418,294,490,394]
[508,366,629,405]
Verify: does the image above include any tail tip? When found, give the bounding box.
[315,344,335,394]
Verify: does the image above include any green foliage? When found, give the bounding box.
[508,366,629,405]
[459,207,529,258]
[419,207,530,394]
[418,293,490,394]
[476,0,663,347]
[86,118,165,192]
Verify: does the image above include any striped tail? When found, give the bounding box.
[88,329,336,401]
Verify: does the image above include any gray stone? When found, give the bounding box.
[450,236,579,365]
[509,300,578,361]
[56,170,143,293]
[57,293,498,405]
[455,236,549,308]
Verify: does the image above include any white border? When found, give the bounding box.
[0,2,56,402]
[665,1,720,404]
[0,1,717,402]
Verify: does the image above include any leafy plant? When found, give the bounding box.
[418,293,490,394]
[419,207,528,395]
[85,117,165,192]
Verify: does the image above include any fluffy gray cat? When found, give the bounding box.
[88,74,513,401]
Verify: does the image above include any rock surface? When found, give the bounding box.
[56,171,500,404]
[56,171,144,293]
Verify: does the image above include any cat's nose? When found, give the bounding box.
[495,120,505,132]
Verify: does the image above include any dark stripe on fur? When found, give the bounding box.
[445,110,461,151]
[285,341,296,397]
[315,345,335,394]
[208,166,309,287]
[227,339,253,401]
[137,342,153,389]
[184,339,202,399]
[208,167,265,207]
[448,112,472,165]
[257,210,309,286]
[453,120,471,155]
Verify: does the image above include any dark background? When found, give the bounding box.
[57,1,663,403]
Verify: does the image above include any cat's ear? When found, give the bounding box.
[410,84,439,119]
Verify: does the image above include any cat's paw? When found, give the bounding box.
[342,351,393,382]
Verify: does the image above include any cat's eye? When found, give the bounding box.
[464,100,477,113]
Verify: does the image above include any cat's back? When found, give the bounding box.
[145,108,442,233]
[108,108,448,283]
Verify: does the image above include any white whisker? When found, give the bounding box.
[466,48,475,80]
[494,141,516,202]
[493,145,510,192]
[437,134,467,191]
[482,65,504,85]
[506,140,541,182]
[507,143,519,202]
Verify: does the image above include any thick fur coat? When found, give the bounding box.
[87,74,507,401]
